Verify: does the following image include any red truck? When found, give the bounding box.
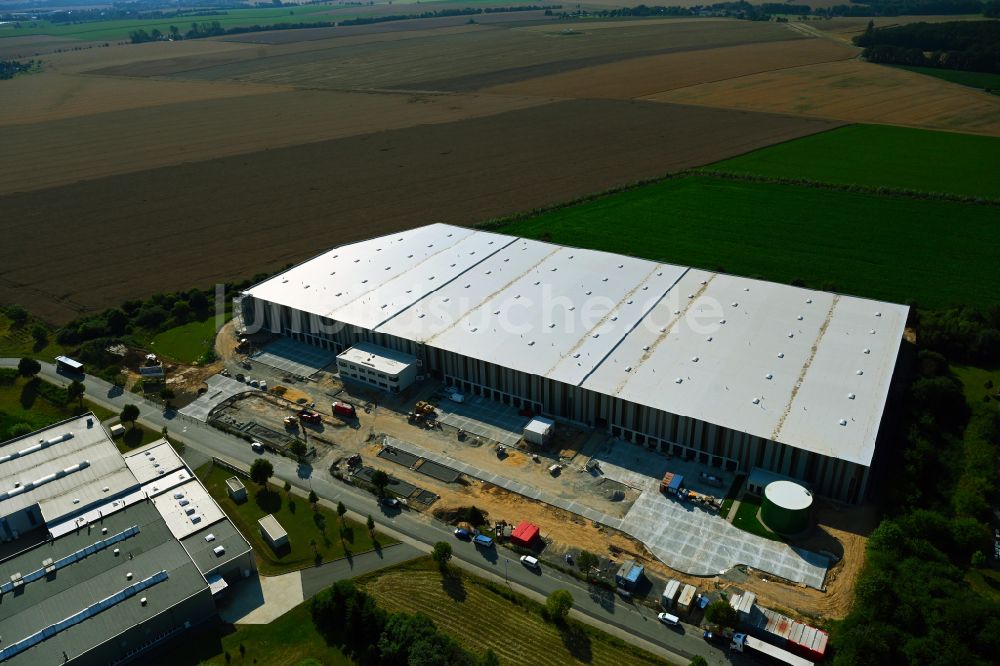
[332,401,357,419]
[297,409,321,423]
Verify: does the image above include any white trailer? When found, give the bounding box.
[730,633,814,666]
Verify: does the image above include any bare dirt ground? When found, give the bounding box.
[486,37,857,99]
[646,59,1000,136]
[0,98,837,323]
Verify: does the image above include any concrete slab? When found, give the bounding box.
[252,338,337,377]
[435,394,530,447]
[179,374,253,422]
[219,571,304,625]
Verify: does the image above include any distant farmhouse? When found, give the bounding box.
[240,224,907,503]
[0,415,252,665]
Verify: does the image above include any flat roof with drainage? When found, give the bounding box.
[245,224,907,468]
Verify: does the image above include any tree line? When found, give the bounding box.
[0,59,35,80]
[831,312,1000,663]
[129,6,562,43]
[855,20,1000,74]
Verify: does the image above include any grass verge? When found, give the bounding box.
[198,462,395,575]
[144,603,352,666]
[498,174,1000,309]
[358,556,675,666]
[0,314,64,362]
[731,494,784,542]
[0,374,144,444]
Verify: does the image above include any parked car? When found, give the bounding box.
[250,441,264,453]
[249,378,260,387]
[703,630,727,645]
[472,534,494,548]
[657,612,680,626]
[454,528,470,540]
[381,497,401,509]
[297,409,321,423]
[520,555,540,570]
[235,373,245,382]
[447,391,465,403]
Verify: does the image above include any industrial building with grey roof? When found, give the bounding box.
[0,415,253,665]
[241,223,908,503]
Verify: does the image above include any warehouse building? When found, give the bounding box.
[240,224,907,503]
[0,416,253,665]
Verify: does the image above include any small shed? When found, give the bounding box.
[226,476,247,504]
[523,417,555,446]
[677,583,697,612]
[510,521,540,547]
[615,559,645,591]
[109,423,126,438]
[661,579,680,608]
[258,514,288,550]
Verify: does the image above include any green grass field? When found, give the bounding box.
[952,365,1000,405]
[199,462,394,575]
[145,603,352,666]
[498,175,1000,308]
[892,64,1000,94]
[148,316,221,364]
[710,124,1000,199]
[360,557,673,666]
[0,6,335,41]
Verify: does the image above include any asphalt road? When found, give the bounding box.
[2,359,744,666]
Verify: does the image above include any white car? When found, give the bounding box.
[448,391,464,403]
[657,612,680,626]
[519,555,540,570]
[250,441,264,453]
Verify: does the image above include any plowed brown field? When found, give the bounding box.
[0,99,838,322]
[0,89,551,194]
[486,38,857,99]
[646,59,1000,136]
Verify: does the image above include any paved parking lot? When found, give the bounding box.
[179,375,253,422]
[436,395,530,447]
[251,338,337,377]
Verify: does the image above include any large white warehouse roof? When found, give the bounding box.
[245,224,907,467]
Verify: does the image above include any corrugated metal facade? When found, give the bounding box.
[244,297,871,503]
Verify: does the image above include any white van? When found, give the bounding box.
[657,612,680,626]
[520,555,540,570]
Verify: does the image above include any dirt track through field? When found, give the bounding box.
[0,99,839,323]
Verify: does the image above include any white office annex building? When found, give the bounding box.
[241,224,908,503]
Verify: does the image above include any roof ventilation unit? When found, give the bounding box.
[839,419,848,426]
[675,378,683,384]
[848,393,856,400]
[806,298,812,304]
[863,348,871,354]
[777,352,784,358]
[856,369,864,375]
[765,373,773,380]
[752,398,760,405]
[706,336,713,342]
